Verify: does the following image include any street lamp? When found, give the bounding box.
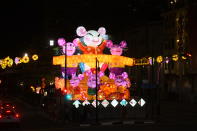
[24,53,28,57]
[49,40,54,47]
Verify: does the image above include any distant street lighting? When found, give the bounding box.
[24,53,28,57]
[50,40,54,46]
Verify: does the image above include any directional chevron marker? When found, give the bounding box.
[120,99,128,106]
[101,99,109,108]
[138,98,146,107]
[129,99,137,107]
[73,100,81,108]
[111,99,118,107]
[92,100,100,108]
[82,100,90,106]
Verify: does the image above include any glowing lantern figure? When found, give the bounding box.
[106,40,127,75]
[52,26,134,102]
[69,74,84,100]
[58,38,78,79]
[109,72,131,100]
[74,26,107,54]
[86,70,104,96]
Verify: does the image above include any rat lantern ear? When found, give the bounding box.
[120,41,127,48]
[58,38,66,46]
[98,27,106,35]
[76,26,87,37]
[106,40,113,48]
[109,72,116,80]
[122,72,128,79]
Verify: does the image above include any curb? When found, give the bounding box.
[80,120,155,127]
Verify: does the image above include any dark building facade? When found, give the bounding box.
[161,0,197,102]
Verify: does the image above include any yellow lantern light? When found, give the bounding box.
[7,58,13,67]
[1,63,6,69]
[182,56,187,60]
[172,54,178,61]
[53,54,134,67]
[32,54,38,61]
[22,56,29,63]
[4,56,10,64]
[156,56,163,63]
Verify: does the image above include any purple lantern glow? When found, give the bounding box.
[58,38,66,46]
[106,40,127,56]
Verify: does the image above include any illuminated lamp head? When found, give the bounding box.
[69,74,84,87]
[76,26,106,47]
[58,38,77,56]
[106,40,127,56]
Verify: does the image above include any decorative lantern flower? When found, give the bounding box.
[182,56,187,60]
[0,59,2,65]
[32,54,38,61]
[4,56,10,65]
[1,62,6,69]
[15,57,20,65]
[172,54,178,61]
[22,56,29,63]
[7,58,13,67]
[156,56,163,63]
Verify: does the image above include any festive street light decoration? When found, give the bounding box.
[7,58,13,67]
[15,57,21,65]
[22,56,29,63]
[32,54,38,61]
[172,54,178,61]
[156,56,163,63]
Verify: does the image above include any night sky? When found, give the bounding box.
[0,0,166,58]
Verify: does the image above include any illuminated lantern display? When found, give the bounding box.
[156,56,163,63]
[69,74,85,100]
[32,54,38,61]
[172,54,179,61]
[53,26,134,101]
[74,26,108,54]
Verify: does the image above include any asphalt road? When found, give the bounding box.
[1,96,197,131]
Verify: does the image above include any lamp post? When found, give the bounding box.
[95,57,98,124]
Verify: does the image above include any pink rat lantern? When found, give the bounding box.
[106,40,127,56]
[57,38,77,56]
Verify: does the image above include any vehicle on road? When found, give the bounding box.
[0,102,20,124]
